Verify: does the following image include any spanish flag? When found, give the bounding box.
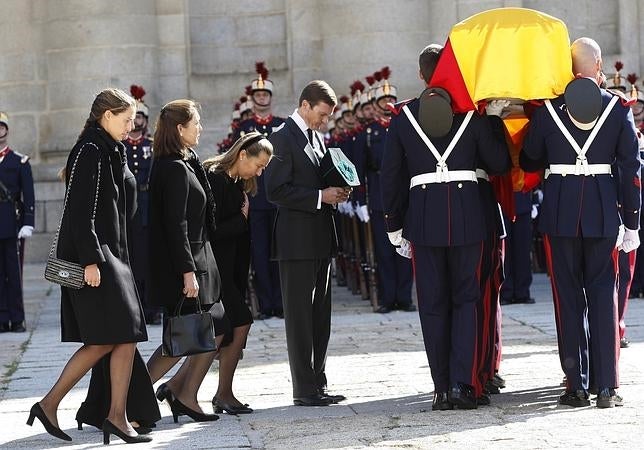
[430,7,574,113]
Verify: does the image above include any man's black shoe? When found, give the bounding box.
[318,388,346,404]
[431,392,453,411]
[398,303,417,312]
[477,393,491,406]
[492,373,506,389]
[256,312,272,320]
[0,322,10,333]
[10,322,26,333]
[293,394,333,406]
[274,310,284,319]
[558,389,590,407]
[484,380,500,394]
[514,297,536,304]
[499,297,513,305]
[596,388,624,408]
[375,305,392,314]
[448,383,477,409]
[620,337,630,348]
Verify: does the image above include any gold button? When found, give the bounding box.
[421,184,426,189]
[133,153,138,158]
[458,183,463,188]
[133,146,137,150]
[134,161,138,166]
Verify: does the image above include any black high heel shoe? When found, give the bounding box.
[156,383,174,404]
[170,398,219,423]
[102,419,152,445]
[26,402,72,442]
[213,399,253,415]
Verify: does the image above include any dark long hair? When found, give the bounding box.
[153,99,198,159]
[202,132,273,195]
[80,88,136,139]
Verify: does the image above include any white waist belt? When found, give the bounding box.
[476,169,489,181]
[545,163,612,178]
[410,170,478,188]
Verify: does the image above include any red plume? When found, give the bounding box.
[245,85,252,96]
[615,61,624,72]
[234,102,241,110]
[239,96,247,103]
[627,73,638,85]
[130,84,146,101]
[380,66,391,80]
[366,76,375,86]
[373,71,383,82]
[354,80,365,92]
[340,95,349,104]
[350,83,357,96]
[255,61,266,74]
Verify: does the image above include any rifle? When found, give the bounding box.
[363,216,379,310]
[351,213,369,299]
[334,211,347,287]
[342,213,356,292]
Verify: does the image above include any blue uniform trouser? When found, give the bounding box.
[249,208,282,314]
[500,212,533,301]
[370,211,413,307]
[544,235,619,391]
[0,238,24,323]
[414,242,482,392]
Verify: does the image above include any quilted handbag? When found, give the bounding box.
[44,143,101,289]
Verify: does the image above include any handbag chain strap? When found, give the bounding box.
[49,142,102,258]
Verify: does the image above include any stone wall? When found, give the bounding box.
[0,0,641,261]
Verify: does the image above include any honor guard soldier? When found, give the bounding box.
[125,85,159,324]
[627,76,644,299]
[354,68,414,313]
[0,112,35,333]
[381,46,511,410]
[520,38,640,408]
[236,62,285,319]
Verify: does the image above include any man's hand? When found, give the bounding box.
[620,228,640,253]
[18,225,34,239]
[322,187,350,205]
[485,99,511,117]
[387,229,403,246]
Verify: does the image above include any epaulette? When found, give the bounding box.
[272,122,286,133]
[21,155,30,164]
[607,88,636,107]
[387,98,414,116]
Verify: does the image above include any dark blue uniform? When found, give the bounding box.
[520,90,640,392]
[123,136,155,321]
[0,148,35,327]
[500,191,534,304]
[354,119,413,309]
[236,115,285,316]
[381,98,510,396]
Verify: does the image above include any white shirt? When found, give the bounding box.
[291,109,323,209]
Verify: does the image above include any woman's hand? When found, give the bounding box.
[183,271,199,298]
[84,264,101,287]
[241,192,249,219]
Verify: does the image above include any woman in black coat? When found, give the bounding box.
[203,131,273,414]
[145,99,226,423]
[29,88,151,445]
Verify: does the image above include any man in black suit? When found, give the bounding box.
[265,80,350,406]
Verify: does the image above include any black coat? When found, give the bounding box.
[58,125,147,344]
[148,154,221,311]
[207,170,252,328]
[265,118,338,260]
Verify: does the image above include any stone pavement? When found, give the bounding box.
[0,264,643,449]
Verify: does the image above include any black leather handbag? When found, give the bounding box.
[162,294,217,357]
[44,143,101,289]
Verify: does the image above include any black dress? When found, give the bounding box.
[148,154,229,335]
[58,126,147,344]
[207,170,253,328]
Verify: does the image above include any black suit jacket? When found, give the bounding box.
[265,117,337,260]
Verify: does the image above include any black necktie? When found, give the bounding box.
[307,128,314,147]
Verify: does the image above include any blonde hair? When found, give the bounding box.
[203,132,273,195]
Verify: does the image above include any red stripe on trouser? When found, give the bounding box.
[470,241,483,392]
[494,239,505,372]
[611,248,621,386]
[543,235,567,383]
[618,250,636,339]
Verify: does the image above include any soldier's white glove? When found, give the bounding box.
[396,238,412,259]
[387,229,403,246]
[615,224,625,249]
[18,225,34,239]
[355,202,364,222]
[620,227,640,253]
[347,203,355,218]
[359,205,370,223]
[531,204,539,220]
[337,201,346,214]
[485,99,511,117]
